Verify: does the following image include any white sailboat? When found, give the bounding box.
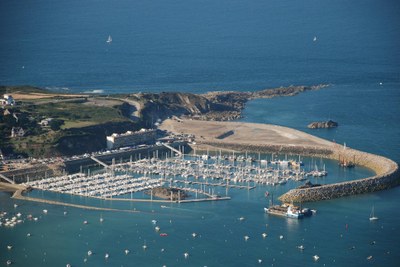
[106,35,112,43]
[369,206,379,221]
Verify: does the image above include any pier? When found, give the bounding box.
[161,142,183,156]
[90,156,112,169]
[25,151,297,204]
[172,180,255,190]
[160,119,400,202]
[0,173,15,184]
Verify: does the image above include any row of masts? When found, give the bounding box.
[26,172,163,198]
[25,150,330,200]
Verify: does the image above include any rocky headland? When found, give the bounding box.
[0,84,328,157]
[133,84,329,122]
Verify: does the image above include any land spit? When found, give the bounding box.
[160,119,400,202]
[0,181,229,211]
[2,183,139,213]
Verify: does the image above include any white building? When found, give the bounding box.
[1,95,15,106]
[11,127,25,138]
[39,118,53,127]
[106,128,157,150]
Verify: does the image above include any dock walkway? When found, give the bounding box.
[90,156,111,169]
[0,173,15,184]
[162,143,182,156]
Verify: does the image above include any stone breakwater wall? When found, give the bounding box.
[195,141,400,202]
[196,141,334,157]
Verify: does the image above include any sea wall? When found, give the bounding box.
[195,141,334,157]
[0,165,62,183]
[195,141,400,202]
[65,142,190,173]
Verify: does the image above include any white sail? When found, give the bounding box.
[369,206,379,221]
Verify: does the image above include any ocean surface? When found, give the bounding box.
[1,0,400,266]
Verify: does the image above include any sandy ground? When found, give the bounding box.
[0,182,26,192]
[160,119,335,148]
[11,93,88,100]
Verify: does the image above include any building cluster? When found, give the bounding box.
[1,95,15,106]
[11,127,25,138]
[106,128,157,150]
[39,118,53,127]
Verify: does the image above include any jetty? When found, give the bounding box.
[0,173,15,184]
[90,156,111,169]
[2,119,398,206]
[161,142,183,156]
[160,119,400,202]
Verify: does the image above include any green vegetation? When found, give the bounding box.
[0,90,136,157]
[23,101,128,129]
[0,85,50,95]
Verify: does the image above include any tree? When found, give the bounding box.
[49,119,64,131]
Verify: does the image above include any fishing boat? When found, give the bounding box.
[369,206,379,221]
[264,194,306,219]
[106,35,112,43]
[264,205,304,219]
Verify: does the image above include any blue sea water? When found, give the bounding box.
[1,0,400,266]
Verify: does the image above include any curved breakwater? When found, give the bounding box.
[195,141,400,202]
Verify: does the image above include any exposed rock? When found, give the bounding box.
[307,120,338,129]
[296,180,321,189]
[145,187,188,200]
[136,84,329,123]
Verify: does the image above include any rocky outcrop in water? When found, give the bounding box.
[307,120,338,129]
[145,187,188,200]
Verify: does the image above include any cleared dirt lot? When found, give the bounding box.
[160,119,335,148]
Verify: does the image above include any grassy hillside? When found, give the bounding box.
[0,88,137,157]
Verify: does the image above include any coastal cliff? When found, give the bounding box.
[0,84,326,157]
[130,84,328,123]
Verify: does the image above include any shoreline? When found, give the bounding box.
[2,119,398,204]
[160,119,399,202]
[0,182,139,213]
[8,185,139,213]
[1,182,228,210]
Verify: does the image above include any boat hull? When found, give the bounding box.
[264,207,304,219]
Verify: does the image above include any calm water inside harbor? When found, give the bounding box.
[1,0,400,266]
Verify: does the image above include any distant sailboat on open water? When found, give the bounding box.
[106,35,112,43]
[369,206,379,221]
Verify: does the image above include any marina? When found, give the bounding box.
[24,152,326,204]
[0,0,399,265]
